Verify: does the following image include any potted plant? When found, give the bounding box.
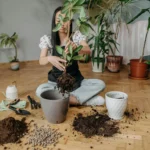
[88,14,119,72]
[0,32,19,71]
[127,8,150,79]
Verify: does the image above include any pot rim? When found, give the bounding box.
[40,89,69,102]
[105,91,128,100]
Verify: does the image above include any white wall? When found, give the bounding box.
[0,0,62,62]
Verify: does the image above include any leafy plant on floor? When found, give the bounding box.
[88,14,118,71]
[0,32,19,62]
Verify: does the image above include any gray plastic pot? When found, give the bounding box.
[40,90,69,124]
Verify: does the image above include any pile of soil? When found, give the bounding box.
[57,72,75,93]
[0,117,28,144]
[73,109,119,138]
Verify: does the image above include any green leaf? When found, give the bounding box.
[68,45,73,55]
[76,19,81,27]
[63,17,70,22]
[56,46,63,55]
[72,55,84,60]
[128,8,150,24]
[75,0,85,5]
[72,6,83,14]
[79,24,89,36]
[72,0,79,6]
[147,17,150,30]
[52,23,62,32]
[80,7,86,19]
[67,55,71,61]
[73,45,83,53]
[61,5,70,14]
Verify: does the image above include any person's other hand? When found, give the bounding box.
[48,56,66,71]
[65,40,77,54]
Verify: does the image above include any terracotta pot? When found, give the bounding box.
[106,56,123,72]
[130,59,149,79]
[10,61,20,71]
[40,90,69,124]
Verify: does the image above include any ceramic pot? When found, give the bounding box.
[2,85,18,100]
[40,90,69,124]
[10,61,20,71]
[129,59,148,79]
[106,56,123,72]
[92,58,105,73]
[105,91,128,120]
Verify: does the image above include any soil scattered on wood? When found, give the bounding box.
[0,117,27,144]
[72,109,119,138]
[124,108,141,122]
[57,72,75,93]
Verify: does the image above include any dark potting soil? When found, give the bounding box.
[73,109,119,138]
[57,72,75,93]
[0,117,28,145]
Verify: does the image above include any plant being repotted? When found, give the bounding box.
[0,32,19,70]
[128,8,150,79]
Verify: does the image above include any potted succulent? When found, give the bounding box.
[0,32,19,71]
[128,8,150,79]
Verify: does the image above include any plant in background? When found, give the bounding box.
[0,32,19,62]
[88,14,118,72]
[127,7,150,79]
[128,8,150,63]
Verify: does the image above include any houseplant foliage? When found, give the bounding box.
[127,8,150,79]
[0,32,20,70]
[88,14,118,72]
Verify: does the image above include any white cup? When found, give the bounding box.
[105,91,128,120]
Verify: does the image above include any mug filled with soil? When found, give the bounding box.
[105,91,128,120]
[40,90,69,124]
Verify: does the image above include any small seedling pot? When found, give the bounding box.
[40,90,69,124]
[105,91,128,120]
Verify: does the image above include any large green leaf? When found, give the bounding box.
[128,8,150,24]
[72,55,84,60]
[68,45,73,55]
[76,19,81,27]
[80,7,86,19]
[56,46,63,55]
[79,24,89,36]
[75,0,85,6]
[73,45,83,53]
[72,6,83,14]
[52,23,62,32]
[61,5,70,14]
[67,55,71,61]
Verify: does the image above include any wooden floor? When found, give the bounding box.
[0,61,150,150]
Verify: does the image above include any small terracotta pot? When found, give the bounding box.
[106,56,123,72]
[40,90,69,124]
[10,62,20,71]
[130,59,148,79]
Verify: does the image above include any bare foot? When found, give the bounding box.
[69,95,80,105]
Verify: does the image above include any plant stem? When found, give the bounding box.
[12,42,17,61]
[140,29,149,62]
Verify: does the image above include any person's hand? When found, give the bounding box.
[65,40,77,54]
[48,56,66,71]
